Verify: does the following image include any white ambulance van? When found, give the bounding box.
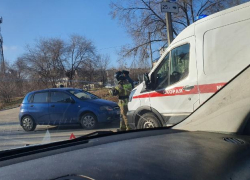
[127,2,250,129]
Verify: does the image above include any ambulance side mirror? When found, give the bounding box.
[143,73,152,90]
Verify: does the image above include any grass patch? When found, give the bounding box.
[89,88,118,102]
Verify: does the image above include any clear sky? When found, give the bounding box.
[0,0,132,68]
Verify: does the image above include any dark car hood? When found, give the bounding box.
[83,98,118,107]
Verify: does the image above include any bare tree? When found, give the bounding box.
[0,61,18,103]
[0,81,16,103]
[96,54,110,85]
[21,38,66,87]
[65,35,96,86]
[14,57,30,79]
[110,0,248,66]
[14,35,99,90]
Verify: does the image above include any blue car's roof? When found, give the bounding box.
[47,88,80,91]
[28,88,82,94]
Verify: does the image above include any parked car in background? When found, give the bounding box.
[19,88,120,131]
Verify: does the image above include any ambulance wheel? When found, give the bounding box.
[137,112,162,129]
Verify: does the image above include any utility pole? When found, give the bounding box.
[148,32,154,68]
[161,1,178,45]
[0,17,5,76]
[165,12,174,45]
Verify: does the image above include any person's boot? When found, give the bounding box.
[117,128,126,132]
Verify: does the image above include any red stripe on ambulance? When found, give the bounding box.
[133,82,226,99]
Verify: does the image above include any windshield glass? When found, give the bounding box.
[0,0,249,152]
[69,89,98,100]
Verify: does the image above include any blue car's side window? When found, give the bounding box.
[51,92,72,103]
[33,92,48,103]
[27,94,33,103]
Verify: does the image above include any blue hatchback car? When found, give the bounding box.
[19,88,120,131]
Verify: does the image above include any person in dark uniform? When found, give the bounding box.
[110,70,134,131]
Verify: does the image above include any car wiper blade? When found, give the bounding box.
[77,131,115,139]
[77,126,177,139]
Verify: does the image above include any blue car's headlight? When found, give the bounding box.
[129,89,136,102]
[100,106,113,111]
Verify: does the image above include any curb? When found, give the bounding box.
[0,106,20,112]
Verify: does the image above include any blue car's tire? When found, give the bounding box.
[80,113,97,130]
[21,116,37,131]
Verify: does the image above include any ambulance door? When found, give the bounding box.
[149,37,199,124]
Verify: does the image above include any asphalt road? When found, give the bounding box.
[0,107,119,151]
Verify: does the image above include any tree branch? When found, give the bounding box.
[141,0,166,24]
[124,39,166,57]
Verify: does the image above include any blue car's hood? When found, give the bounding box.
[82,98,118,107]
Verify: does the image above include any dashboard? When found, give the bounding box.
[0,129,249,180]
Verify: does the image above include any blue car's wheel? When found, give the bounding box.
[80,113,97,130]
[21,116,37,131]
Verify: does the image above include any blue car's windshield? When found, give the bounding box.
[68,90,99,100]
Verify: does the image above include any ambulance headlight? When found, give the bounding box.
[129,89,136,102]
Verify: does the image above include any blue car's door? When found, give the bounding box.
[49,91,79,125]
[29,91,50,124]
